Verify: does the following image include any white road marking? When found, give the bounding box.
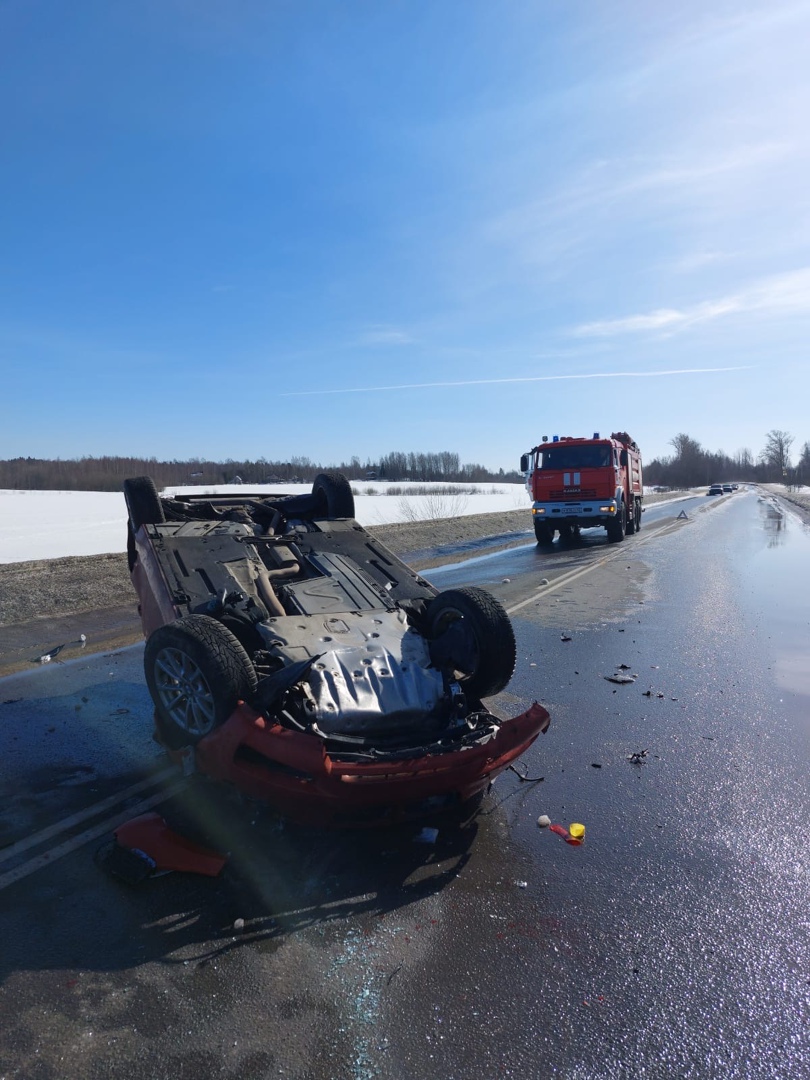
[0,780,187,892]
[0,764,178,866]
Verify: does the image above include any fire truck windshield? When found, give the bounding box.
[540,444,612,469]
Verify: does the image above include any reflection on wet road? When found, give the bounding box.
[425,493,706,588]
[736,493,810,697]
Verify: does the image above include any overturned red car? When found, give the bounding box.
[124,473,550,826]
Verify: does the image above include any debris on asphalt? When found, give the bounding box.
[590,762,602,769]
[605,672,637,684]
[515,880,528,889]
[627,749,648,765]
[32,634,88,665]
[548,822,586,846]
[97,813,228,884]
[561,634,572,642]
[233,918,245,931]
[96,841,156,885]
[537,814,551,828]
[508,763,545,782]
[414,827,439,845]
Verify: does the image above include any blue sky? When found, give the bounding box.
[2,1,809,472]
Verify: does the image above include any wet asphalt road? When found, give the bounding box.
[0,489,808,1079]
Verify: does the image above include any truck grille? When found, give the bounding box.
[549,488,598,500]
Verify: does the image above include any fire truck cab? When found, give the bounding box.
[520,432,643,545]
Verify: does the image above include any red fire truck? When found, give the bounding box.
[520,431,643,544]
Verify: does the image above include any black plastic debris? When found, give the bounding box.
[96,841,157,885]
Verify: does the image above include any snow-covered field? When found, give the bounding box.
[0,482,529,564]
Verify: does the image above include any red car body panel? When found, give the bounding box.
[131,527,179,635]
[190,700,551,826]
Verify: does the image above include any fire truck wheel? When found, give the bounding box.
[427,586,517,699]
[144,615,258,749]
[534,520,554,545]
[312,472,355,518]
[607,500,627,542]
[634,501,642,532]
[626,498,637,534]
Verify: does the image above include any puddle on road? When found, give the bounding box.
[741,498,810,698]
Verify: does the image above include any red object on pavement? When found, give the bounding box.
[114,813,227,876]
[548,823,584,846]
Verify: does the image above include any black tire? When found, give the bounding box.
[606,500,626,543]
[534,520,554,545]
[625,497,636,535]
[144,614,258,749]
[123,476,165,529]
[427,586,516,699]
[124,477,165,572]
[634,500,642,533]
[312,472,355,518]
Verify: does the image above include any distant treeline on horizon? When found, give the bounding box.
[2,429,806,490]
[0,452,523,491]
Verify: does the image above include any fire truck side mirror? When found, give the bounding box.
[620,449,628,466]
[520,454,530,473]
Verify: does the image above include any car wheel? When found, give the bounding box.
[606,500,626,543]
[144,615,258,749]
[124,476,165,529]
[124,476,165,570]
[427,586,517,699]
[312,472,355,518]
[534,520,554,545]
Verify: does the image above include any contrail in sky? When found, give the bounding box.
[280,366,752,396]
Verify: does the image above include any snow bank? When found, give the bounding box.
[0,482,529,563]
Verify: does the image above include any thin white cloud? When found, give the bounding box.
[575,267,810,337]
[355,325,414,347]
[673,250,732,273]
[487,142,790,265]
[279,366,752,397]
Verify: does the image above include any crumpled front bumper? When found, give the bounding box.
[182,701,551,826]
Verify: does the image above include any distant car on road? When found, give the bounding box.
[708,484,724,495]
[723,484,734,493]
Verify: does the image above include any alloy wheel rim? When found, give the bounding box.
[153,646,216,736]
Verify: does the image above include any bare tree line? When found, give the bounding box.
[3,430,807,492]
[645,430,810,489]
[0,452,522,491]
